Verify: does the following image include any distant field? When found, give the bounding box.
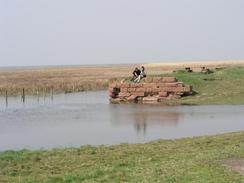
[0,61,243,99]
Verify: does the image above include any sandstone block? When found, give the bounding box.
[120,83,130,88]
[128,88,136,92]
[162,77,177,83]
[151,88,162,93]
[136,87,146,92]
[127,95,137,101]
[146,88,153,92]
[183,85,192,92]
[164,82,178,87]
[119,92,131,97]
[130,83,143,88]
[143,83,157,88]
[131,92,145,97]
[167,94,181,99]
[152,77,162,83]
[159,91,168,97]
[158,97,169,102]
[176,92,184,96]
[143,96,159,102]
[120,88,128,92]
[177,82,184,87]
[156,83,166,87]
[172,87,185,92]
[108,77,192,103]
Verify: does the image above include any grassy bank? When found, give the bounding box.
[166,66,244,105]
[0,132,244,183]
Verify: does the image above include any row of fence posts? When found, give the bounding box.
[4,87,54,107]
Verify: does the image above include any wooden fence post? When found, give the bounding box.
[22,88,25,103]
[5,90,8,107]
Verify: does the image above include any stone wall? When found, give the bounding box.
[109,77,192,103]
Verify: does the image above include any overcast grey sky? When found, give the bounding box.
[0,0,244,66]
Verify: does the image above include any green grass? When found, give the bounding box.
[160,66,244,105]
[0,132,244,183]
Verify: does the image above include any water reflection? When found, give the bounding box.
[133,111,181,135]
[109,104,182,136]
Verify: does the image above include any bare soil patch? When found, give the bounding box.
[222,158,244,176]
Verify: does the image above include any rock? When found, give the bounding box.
[108,77,192,103]
[127,95,137,101]
[118,92,131,97]
[159,91,168,97]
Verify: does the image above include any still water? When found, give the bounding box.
[0,91,244,151]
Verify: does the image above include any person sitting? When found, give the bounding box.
[132,67,141,82]
[134,66,146,83]
[140,66,146,77]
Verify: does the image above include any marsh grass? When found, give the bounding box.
[0,132,244,183]
[0,66,133,96]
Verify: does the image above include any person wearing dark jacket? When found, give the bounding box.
[132,66,147,83]
[133,67,141,78]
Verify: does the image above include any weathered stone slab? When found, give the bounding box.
[120,88,128,92]
[155,83,178,87]
[120,83,130,88]
[143,83,157,88]
[143,96,159,102]
[164,83,179,87]
[128,88,136,92]
[153,77,163,83]
[130,83,143,88]
[119,92,131,97]
[146,88,153,92]
[136,87,146,92]
[162,77,177,83]
[130,92,145,97]
[183,86,192,92]
[127,95,137,101]
[159,91,168,97]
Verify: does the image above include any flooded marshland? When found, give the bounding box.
[0,91,244,151]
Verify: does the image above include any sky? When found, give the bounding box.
[0,0,244,67]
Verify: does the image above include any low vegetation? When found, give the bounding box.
[0,132,244,183]
[167,66,244,105]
